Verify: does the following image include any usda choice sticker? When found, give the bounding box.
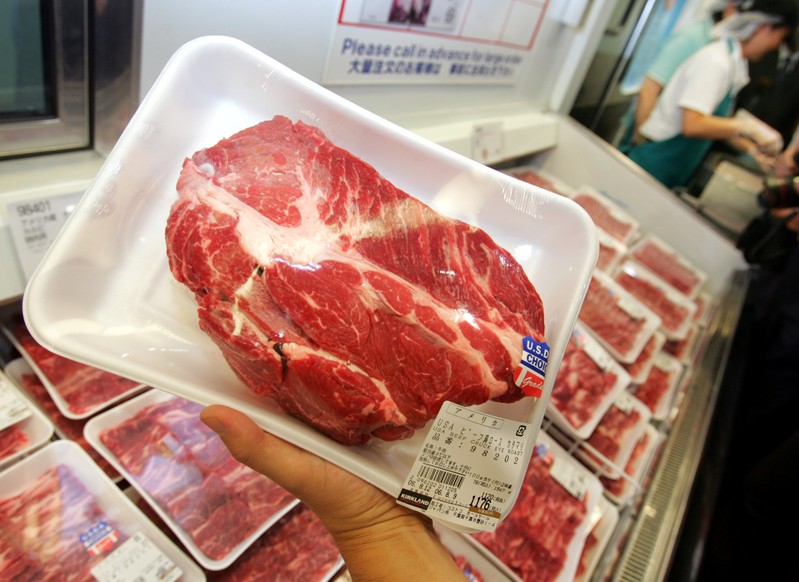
[513,336,550,397]
[397,402,536,533]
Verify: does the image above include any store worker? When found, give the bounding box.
[620,0,739,150]
[626,0,797,189]
[200,404,466,581]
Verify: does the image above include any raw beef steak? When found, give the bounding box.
[166,116,546,445]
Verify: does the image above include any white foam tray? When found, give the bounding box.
[23,36,597,498]
[0,369,54,469]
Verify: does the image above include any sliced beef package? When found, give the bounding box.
[165,116,546,445]
[4,358,120,481]
[613,260,697,341]
[471,432,602,582]
[3,322,143,419]
[622,331,666,386]
[92,391,297,568]
[629,352,683,421]
[595,227,628,273]
[548,323,630,440]
[578,271,661,364]
[629,235,707,299]
[578,392,652,479]
[570,186,640,246]
[600,424,662,505]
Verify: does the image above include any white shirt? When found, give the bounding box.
[640,39,749,141]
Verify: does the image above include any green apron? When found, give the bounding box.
[627,41,735,189]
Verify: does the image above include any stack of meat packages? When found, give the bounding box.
[502,170,711,579]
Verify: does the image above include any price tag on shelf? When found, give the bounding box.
[471,122,503,164]
[90,532,182,582]
[397,401,535,533]
[0,380,32,431]
[6,191,84,280]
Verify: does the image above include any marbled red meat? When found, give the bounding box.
[631,242,700,296]
[572,194,634,242]
[165,116,545,444]
[0,425,29,462]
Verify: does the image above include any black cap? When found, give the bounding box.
[741,0,799,48]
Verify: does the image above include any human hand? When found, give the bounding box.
[775,145,799,178]
[735,111,783,156]
[772,207,799,234]
[200,404,465,581]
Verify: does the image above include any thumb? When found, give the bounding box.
[199,404,315,497]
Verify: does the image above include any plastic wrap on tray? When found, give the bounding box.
[0,440,203,581]
[629,235,707,299]
[570,186,640,245]
[547,323,631,440]
[471,431,603,582]
[613,260,698,341]
[0,369,53,469]
[595,227,628,273]
[2,322,144,419]
[622,331,666,386]
[505,166,574,196]
[4,358,120,481]
[578,271,662,364]
[207,503,342,582]
[629,352,683,421]
[574,496,619,582]
[578,392,652,479]
[85,389,298,570]
[599,424,662,506]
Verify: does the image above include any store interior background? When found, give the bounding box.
[0,0,785,580]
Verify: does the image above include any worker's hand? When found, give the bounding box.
[734,112,783,156]
[775,145,799,178]
[772,207,799,233]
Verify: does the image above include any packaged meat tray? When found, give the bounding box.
[599,424,662,506]
[569,185,641,246]
[206,503,343,582]
[504,165,575,197]
[0,439,203,581]
[664,323,701,365]
[577,392,652,479]
[22,36,598,500]
[595,227,628,273]
[4,358,121,481]
[1,322,145,419]
[613,260,698,341]
[84,389,299,570]
[629,235,707,299]
[574,496,619,582]
[693,291,715,327]
[578,270,662,364]
[629,351,683,421]
[0,370,53,469]
[622,331,666,386]
[547,322,631,440]
[470,431,603,582]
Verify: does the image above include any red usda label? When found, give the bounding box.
[514,336,549,397]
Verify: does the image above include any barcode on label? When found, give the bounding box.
[418,465,464,488]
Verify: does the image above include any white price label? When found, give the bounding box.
[0,382,32,432]
[7,191,84,280]
[397,402,535,532]
[90,533,182,582]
